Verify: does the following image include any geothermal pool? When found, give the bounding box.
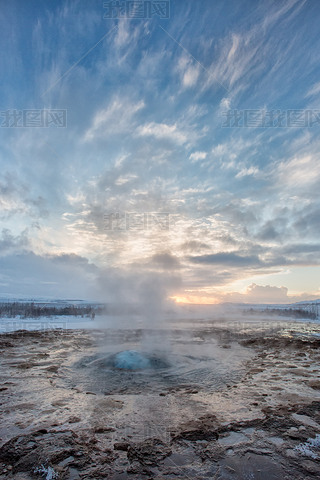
[69,328,251,395]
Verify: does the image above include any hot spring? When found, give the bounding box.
[69,329,252,395]
[112,350,170,370]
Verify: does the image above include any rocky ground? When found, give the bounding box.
[0,319,320,479]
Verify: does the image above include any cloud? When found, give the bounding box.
[244,283,288,302]
[235,166,260,179]
[0,229,30,255]
[188,252,262,267]
[0,252,98,299]
[114,20,130,48]
[275,154,320,188]
[0,173,49,219]
[0,173,27,217]
[1,0,319,302]
[150,252,180,270]
[256,217,289,241]
[281,243,320,255]
[84,97,145,141]
[201,0,305,95]
[189,151,207,163]
[180,241,211,252]
[176,54,200,88]
[293,207,320,238]
[136,122,187,145]
[183,65,200,87]
[305,82,320,98]
[219,282,319,304]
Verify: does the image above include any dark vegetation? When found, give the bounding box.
[0,302,105,318]
[245,307,318,320]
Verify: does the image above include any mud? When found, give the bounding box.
[0,319,320,479]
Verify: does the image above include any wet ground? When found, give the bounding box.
[0,316,320,479]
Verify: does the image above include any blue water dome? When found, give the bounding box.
[113,350,151,370]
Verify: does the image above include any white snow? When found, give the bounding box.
[34,465,58,480]
[294,433,320,459]
[0,315,98,333]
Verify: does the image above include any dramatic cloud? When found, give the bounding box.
[0,0,319,303]
[0,252,98,299]
[188,252,262,267]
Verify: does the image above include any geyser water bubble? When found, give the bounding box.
[114,350,151,370]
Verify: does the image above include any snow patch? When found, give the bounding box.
[294,433,320,459]
[34,465,59,480]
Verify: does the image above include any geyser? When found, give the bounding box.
[73,333,250,395]
[114,350,151,370]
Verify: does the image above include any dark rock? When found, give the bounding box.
[308,380,320,390]
[173,415,219,441]
[68,416,81,424]
[93,426,115,434]
[127,460,151,475]
[114,442,130,451]
[46,365,59,373]
[0,429,115,475]
[302,460,320,474]
[127,438,171,466]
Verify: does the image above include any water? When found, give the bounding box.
[69,329,252,395]
[113,350,152,370]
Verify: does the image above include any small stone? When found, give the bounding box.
[308,380,320,390]
[114,442,130,451]
[68,467,80,479]
[285,449,298,458]
[226,466,236,472]
[58,456,75,467]
[68,416,81,424]
[302,460,320,474]
[267,436,285,447]
[292,413,320,430]
[127,461,151,475]
[287,427,299,438]
[94,426,115,433]
[46,365,59,373]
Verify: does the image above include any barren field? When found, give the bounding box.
[1,318,320,479]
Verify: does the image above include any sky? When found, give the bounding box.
[0,0,320,304]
